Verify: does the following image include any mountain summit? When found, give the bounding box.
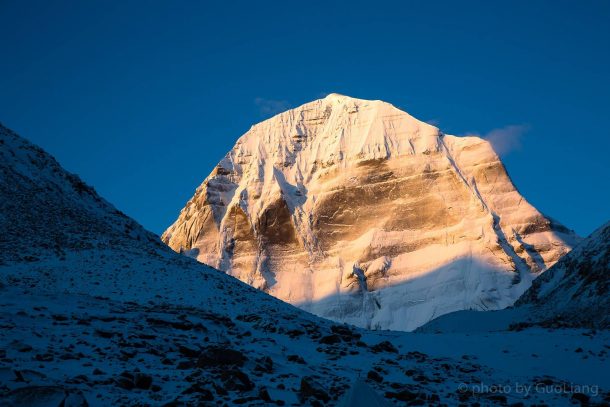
[163,95,579,331]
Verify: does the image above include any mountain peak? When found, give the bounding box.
[242,93,441,168]
[322,92,362,103]
[319,92,388,109]
[163,97,579,331]
[323,92,348,99]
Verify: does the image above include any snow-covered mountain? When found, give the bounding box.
[1,124,607,406]
[163,94,579,331]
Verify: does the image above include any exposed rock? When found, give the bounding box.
[331,324,361,341]
[134,372,153,390]
[299,376,330,403]
[367,370,383,383]
[35,353,54,362]
[197,346,246,368]
[178,344,200,358]
[287,354,306,364]
[258,387,272,402]
[0,386,88,406]
[115,375,135,390]
[371,341,398,353]
[254,356,273,373]
[232,396,259,405]
[63,391,89,407]
[176,360,195,370]
[385,388,420,402]
[220,369,253,392]
[319,334,342,345]
[182,382,214,400]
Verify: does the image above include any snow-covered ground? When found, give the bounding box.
[2,279,608,406]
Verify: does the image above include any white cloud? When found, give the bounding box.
[481,124,529,156]
[254,98,291,116]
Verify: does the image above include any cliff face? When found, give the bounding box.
[163,94,578,331]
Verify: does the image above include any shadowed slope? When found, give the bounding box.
[0,124,164,265]
[516,221,610,328]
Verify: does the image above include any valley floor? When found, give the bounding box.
[1,285,608,406]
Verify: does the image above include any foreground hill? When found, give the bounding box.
[516,221,610,328]
[163,94,578,331]
[0,124,607,406]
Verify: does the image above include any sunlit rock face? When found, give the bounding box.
[163,94,579,331]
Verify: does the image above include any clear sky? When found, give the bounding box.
[1,0,608,236]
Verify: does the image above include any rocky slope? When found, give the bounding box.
[0,123,163,266]
[162,94,579,331]
[1,124,607,406]
[515,220,610,328]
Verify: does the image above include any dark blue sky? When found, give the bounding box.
[1,1,608,236]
